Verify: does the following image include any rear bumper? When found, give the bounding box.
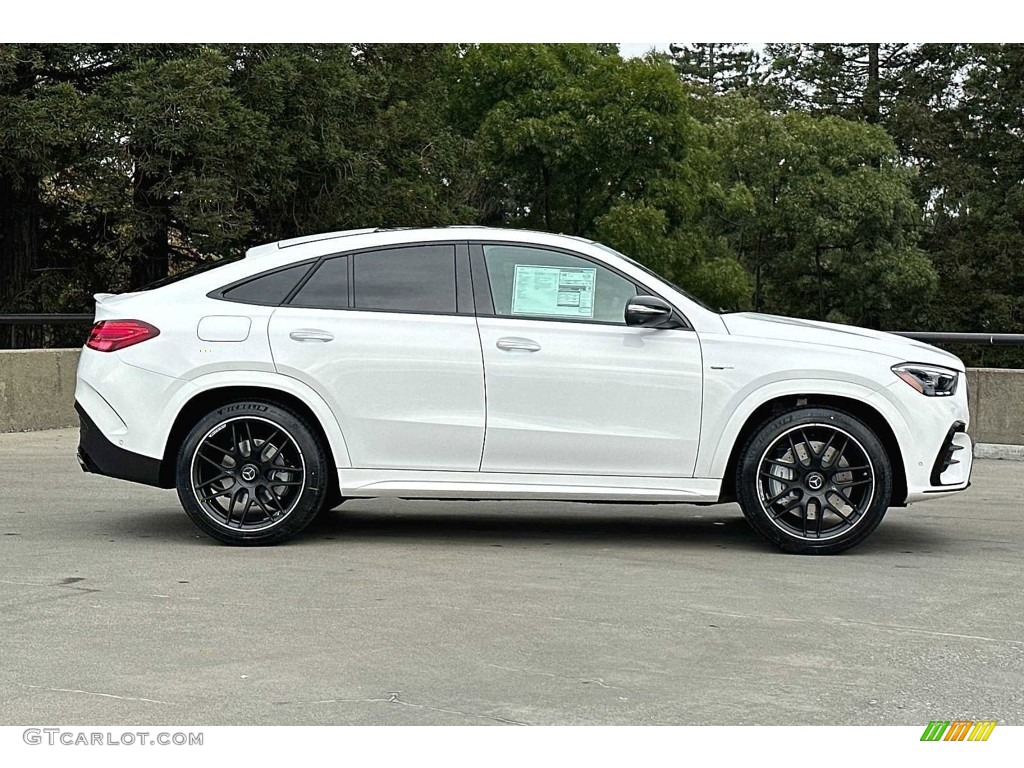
[76,401,167,488]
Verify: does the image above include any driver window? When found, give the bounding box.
[482,245,637,325]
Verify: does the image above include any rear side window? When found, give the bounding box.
[290,256,349,309]
[353,245,456,314]
[220,263,313,305]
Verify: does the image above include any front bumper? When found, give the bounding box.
[76,402,166,488]
[870,374,973,505]
[930,420,971,487]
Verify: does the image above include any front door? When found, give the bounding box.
[475,243,703,478]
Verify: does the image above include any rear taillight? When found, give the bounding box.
[86,320,161,352]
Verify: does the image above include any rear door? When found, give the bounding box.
[268,242,486,471]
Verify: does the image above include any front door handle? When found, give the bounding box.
[496,337,541,352]
[289,329,334,343]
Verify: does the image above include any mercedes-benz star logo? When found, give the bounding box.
[806,473,824,491]
[240,465,258,482]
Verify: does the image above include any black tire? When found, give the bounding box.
[734,407,892,555]
[175,400,331,545]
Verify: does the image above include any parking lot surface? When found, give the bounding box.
[1,428,1021,725]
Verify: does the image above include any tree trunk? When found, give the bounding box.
[129,165,171,288]
[864,43,881,124]
[814,246,826,319]
[0,174,41,309]
[0,56,40,310]
[541,164,552,230]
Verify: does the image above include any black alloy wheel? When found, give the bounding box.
[176,401,329,545]
[736,407,892,555]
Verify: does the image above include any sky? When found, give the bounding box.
[619,43,672,58]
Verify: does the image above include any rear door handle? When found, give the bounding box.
[496,337,541,352]
[289,329,334,343]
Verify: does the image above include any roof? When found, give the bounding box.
[245,226,595,258]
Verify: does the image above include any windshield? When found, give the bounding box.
[590,242,718,313]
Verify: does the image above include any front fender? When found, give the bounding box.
[696,375,910,480]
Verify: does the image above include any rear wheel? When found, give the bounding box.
[176,401,330,545]
[735,407,892,555]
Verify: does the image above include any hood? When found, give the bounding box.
[720,312,964,371]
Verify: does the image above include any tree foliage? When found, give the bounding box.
[668,43,761,95]
[1,42,1022,365]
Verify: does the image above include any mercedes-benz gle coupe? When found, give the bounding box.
[75,227,972,553]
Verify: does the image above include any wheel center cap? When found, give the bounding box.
[806,472,825,491]
[240,464,259,483]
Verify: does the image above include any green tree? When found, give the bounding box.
[668,43,760,94]
[765,43,916,123]
[232,44,471,242]
[702,96,937,327]
[451,43,750,307]
[91,45,269,288]
[0,45,105,309]
[918,45,1024,341]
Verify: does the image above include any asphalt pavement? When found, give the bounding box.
[1,428,1021,725]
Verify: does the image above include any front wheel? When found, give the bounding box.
[735,407,893,555]
[175,401,331,545]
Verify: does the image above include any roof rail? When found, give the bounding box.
[244,228,382,258]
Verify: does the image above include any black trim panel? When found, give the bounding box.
[76,402,168,488]
[469,243,495,315]
[455,242,474,314]
[930,421,967,486]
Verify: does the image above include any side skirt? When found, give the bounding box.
[339,469,723,503]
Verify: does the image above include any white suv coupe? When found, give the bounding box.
[75,227,972,554]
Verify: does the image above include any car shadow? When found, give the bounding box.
[303,501,765,550]
[101,500,954,555]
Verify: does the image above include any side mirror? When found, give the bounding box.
[624,295,680,329]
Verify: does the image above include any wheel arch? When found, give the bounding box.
[159,384,346,489]
[717,394,907,508]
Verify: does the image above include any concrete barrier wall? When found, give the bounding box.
[2,349,1024,445]
[0,349,81,432]
[965,368,1024,446]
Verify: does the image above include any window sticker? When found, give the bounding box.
[511,265,596,318]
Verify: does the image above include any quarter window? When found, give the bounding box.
[483,245,637,324]
[221,263,313,306]
[353,245,457,314]
[290,256,349,309]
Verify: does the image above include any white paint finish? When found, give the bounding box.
[96,294,277,379]
[197,315,251,342]
[695,329,905,477]
[721,311,964,368]
[478,317,703,477]
[164,369,354,469]
[269,309,485,471]
[75,226,975,515]
[74,378,127,436]
[340,468,722,502]
[75,348,188,459]
[868,379,972,499]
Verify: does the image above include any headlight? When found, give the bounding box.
[891,363,959,397]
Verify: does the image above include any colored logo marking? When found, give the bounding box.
[920,720,996,741]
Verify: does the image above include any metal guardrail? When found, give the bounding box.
[894,332,1024,346]
[1,314,1024,349]
[0,313,94,349]
[0,314,94,324]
